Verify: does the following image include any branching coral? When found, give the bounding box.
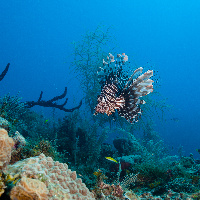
[26,87,82,112]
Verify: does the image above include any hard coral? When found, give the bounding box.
[12,131,26,149]
[0,172,6,197]
[0,128,14,169]
[10,177,48,200]
[10,131,27,164]
[0,117,10,131]
[5,153,95,200]
[10,137,60,165]
[32,139,57,158]
[92,181,124,199]
[125,190,140,200]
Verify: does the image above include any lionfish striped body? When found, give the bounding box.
[94,53,153,123]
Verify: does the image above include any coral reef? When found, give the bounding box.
[11,138,50,165]
[0,128,14,169]
[167,178,195,193]
[0,57,198,200]
[92,182,124,199]
[56,115,108,167]
[10,131,28,164]
[0,117,10,131]
[2,27,199,200]
[0,94,27,132]
[4,153,95,199]
[124,190,140,200]
[92,174,125,200]
[12,131,26,149]
[10,177,48,200]
[113,137,144,156]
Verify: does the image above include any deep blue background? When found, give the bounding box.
[0,0,200,157]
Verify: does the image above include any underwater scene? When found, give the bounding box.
[0,0,200,199]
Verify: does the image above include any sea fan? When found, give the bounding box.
[94,53,153,123]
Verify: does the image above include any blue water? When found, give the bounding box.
[0,0,200,157]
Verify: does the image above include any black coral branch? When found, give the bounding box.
[26,87,82,112]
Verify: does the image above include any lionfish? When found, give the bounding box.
[94,53,153,123]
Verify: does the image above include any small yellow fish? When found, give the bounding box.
[45,119,49,123]
[93,171,102,177]
[105,157,118,163]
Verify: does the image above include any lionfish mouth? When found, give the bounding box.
[94,53,153,123]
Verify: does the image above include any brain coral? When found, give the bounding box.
[0,128,14,169]
[5,153,95,200]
